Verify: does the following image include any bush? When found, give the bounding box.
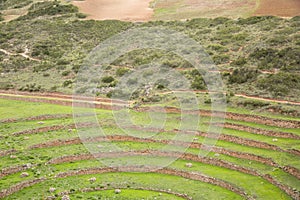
[267,36,290,46]
[0,13,4,22]
[155,79,170,89]
[116,67,129,77]
[19,83,43,92]
[237,16,276,25]
[62,80,73,87]
[233,33,249,41]
[250,47,300,71]
[33,62,54,72]
[207,44,228,53]
[191,76,206,90]
[230,57,247,67]
[76,13,87,19]
[0,82,14,90]
[237,99,270,109]
[101,76,115,83]
[212,54,230,64]
[20,1,79,20]
[257,72,300,96]
[61,70,70,76]
[229,68,259,84]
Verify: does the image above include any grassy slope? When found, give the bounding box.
[0,99,299,199]
[0,0,299,104]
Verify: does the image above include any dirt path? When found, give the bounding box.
[234,93,300,106]
[71,0,153,22]
[254,0,300,17]
[159,90,300,106]
[1,90,300,128]
[1,89,300,106]
[0,48,40,62]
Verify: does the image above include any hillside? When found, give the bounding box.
[0,1,299,113]
[0,0,299,200]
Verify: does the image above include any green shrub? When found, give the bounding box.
[116,67,129,77]
[230,57,247,67]
[250,47,300,70]
[61,70,70,76]
[210,17,230,26]
[257,72,300,96]
[191,76,206,90]
[267,36,290,46]
[101,76,115,83]
[212,54,230,64]
[0,82,14,90]
[207,44,228,53]
[233,33,249,41]
[155,79,169,89]
[19,83,43,92]
[229,68,259,84]
[33,62,54,72]
[237,99,270,109]
[19,1,79,20]
[237,16,275,25]
[76,13,87,19]
[62,80,73,87]
[0,13,4,22]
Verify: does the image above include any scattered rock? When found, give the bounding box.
[23,163,32,168]
[272,138,278,142]
[24,136,30,140]
[185,163,193,168]
[114,189,121,194]
[37,121,45,125]
[68,129,73,132]
[89,177,96,183]
[61,195,70,200]
[49,187,56,192]
[214,153,220,157]
[20,172,29,178]
[10,155,17,159]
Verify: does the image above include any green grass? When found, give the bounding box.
[5,173,243,200]
[69,189,186,200]
[0,157,292,199]
[0,98,299,199]
[0,98,72,120]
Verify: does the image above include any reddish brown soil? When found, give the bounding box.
[71,0,153,21]
[215,122,300,139]
[254,0,300,17]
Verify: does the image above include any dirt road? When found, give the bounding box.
[71,0,153,21]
